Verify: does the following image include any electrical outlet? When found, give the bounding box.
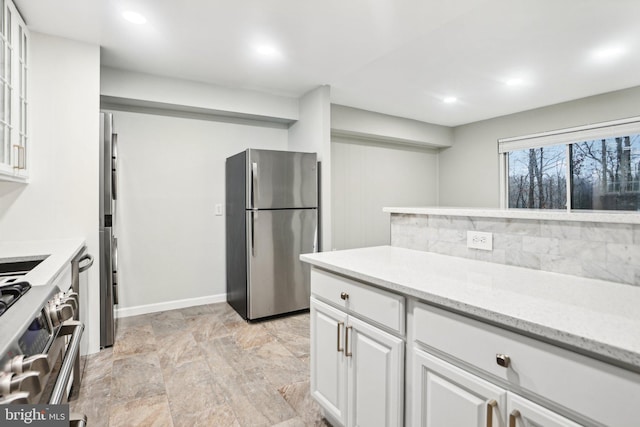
[467,231,493,251]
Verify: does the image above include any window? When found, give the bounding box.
[507,145,567,209]
[572,136,640,210]
[499,118,640,212]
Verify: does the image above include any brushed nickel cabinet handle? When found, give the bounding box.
[340,292,349,300]
[496,354,511,368]
[12,146,26,170]
[337,321,344,352]
[345,326,352,357]
[486,399,497,427]
[509,409,521,427]
[12,145,20,169]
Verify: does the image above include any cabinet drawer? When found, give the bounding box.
[412,301,640,427]
[311,268,405,335]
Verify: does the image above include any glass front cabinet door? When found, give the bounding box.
[0,0,28,182]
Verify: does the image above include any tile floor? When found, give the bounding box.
[70,302,330,427]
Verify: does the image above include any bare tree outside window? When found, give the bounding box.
[508,145,567,209]
[572,135,640,210]
[506,134,640,211]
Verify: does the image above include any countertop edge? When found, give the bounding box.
[382,206,640,224]
[11,238,86,287]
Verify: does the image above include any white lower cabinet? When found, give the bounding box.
[309,267,640,427]
[311,298,348,424]
[347,315,404,427]
[412,348,581,427]
[311,297,404,427]
[412,348,506,427]
[408,300,640,427]
[506,393,582,427]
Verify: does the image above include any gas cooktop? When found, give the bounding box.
[0,282,31,316]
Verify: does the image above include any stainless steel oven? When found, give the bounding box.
[0,249,93,426]
[0,288,87,426]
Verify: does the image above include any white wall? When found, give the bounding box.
[440,86,640,207]
[331,104,453,148]
[288,86,332,250]
[110,110,289,313]
[0,33,100,354]
[101,67,299,122]
[331,137,438,250]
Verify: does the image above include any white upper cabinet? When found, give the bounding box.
[0,0,28,182]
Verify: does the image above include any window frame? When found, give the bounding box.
[499,116,640,212]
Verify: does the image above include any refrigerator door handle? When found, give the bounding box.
[111,134,118,200]
[251,161,258,208]
[112,236,119,305]
[313,226,318,253]
[250,210,256,257]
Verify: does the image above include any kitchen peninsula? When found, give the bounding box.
[301,207,640,427]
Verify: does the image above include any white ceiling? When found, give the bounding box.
[14,0,640,126]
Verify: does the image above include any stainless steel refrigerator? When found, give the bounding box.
[226,149,318,320]
[99,112,118,347]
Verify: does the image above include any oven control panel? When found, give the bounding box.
[18,311,52,356]
[0,308,54,369]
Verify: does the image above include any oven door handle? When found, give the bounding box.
[78,253,94,273]
[49,321,84,405]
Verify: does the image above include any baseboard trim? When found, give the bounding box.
[116,293,227,318]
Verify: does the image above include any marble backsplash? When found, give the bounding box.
[390,213,640,286]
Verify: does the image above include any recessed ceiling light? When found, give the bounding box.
[506,78,524,86]
[592,45,626,61]
[122,10,147,25]
[253,43,282,58]
[443,96,457,104]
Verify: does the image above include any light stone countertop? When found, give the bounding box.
[383,206,640,224]
[301,245,640,371]
[0,238,86,287]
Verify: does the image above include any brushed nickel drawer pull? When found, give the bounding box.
[337,321,344,352]
[340,292,349,300]
[509,409,521,427]
[345,326,352,357]
[496,354,511,368]
[486,399,497,427]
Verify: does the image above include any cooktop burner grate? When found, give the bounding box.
[0,281,31,316]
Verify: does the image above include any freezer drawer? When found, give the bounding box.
[247,149,317,209]
[247,208,317,319]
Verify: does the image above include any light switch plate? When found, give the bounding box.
[467,231,492,251]
[215,204,223,216]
